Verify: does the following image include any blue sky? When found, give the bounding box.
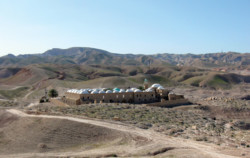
[0,0,250,56]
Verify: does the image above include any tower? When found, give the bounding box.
[143,78,149,89]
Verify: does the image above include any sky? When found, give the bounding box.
[0,0,250,56]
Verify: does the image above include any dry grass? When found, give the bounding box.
[29,101,250,148]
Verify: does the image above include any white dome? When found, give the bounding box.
[130,87,137,91]
[151,83,162,88]
[134,89,142,92]
[93,89,100,92]
[145,88,153,92]
[157,86,165,90]
[77,90,82,94]
[91,90,99,94]
[99,90,105,94]
[106,90,112,93]
[126,89,133,92]
[81,90,89,94]
[119,89,125,93]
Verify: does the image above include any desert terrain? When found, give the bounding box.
[0,48,249,157]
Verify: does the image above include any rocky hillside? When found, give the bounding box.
[0,47,249,67]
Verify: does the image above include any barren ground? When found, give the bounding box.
[0,109,249,158]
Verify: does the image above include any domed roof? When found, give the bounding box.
[130,87,137,91]
[99,90,105,94]
[113,87,120,91]
[134,89,142,92]
[106,90,112,93]
[91,90,99,94]
[126,89,133,92]
[119,89,125,93]
[77,90,82,94]
[88,89,93,92]
[151,83,162,88]
[157,86,165,90]
[81,90,89,94]
[145,88,153,92]
[113,90,119,93]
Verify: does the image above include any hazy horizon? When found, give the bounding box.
[0,0,250,56]
[1,46,249,57]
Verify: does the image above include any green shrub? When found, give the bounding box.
[48,89,58,98]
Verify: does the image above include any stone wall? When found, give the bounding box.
[63,97,81,105]
[146,99,191,108]
[64,89,187,106]
[133,92,157,103]
[65,91,158,104]
[168,94,184,100]
[50,98,69,107]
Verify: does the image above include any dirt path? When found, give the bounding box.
[4,109,247,158]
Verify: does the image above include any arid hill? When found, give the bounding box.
[1,47,249,67]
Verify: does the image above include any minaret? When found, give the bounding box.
[143,78,149,89]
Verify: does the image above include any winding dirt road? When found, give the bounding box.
[2,109,248,158]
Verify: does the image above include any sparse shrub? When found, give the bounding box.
[37,143,47,149]
[195,136,207,141]
[137,122,152,129]
[48,89,58,98]
[137,86,144,90]
[39,99,44,103]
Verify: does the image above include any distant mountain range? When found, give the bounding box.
[0,47,249,67]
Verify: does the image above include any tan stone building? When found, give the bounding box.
[63,83,183,105]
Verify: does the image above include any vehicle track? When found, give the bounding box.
[3,109,246,158]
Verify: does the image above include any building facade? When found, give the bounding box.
[63,83,183,105]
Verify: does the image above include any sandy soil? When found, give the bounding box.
[0,109,248,158]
